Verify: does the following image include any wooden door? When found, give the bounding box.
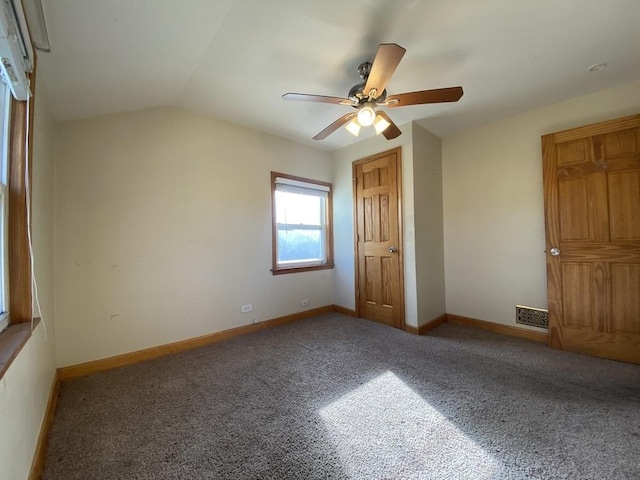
[542,114,640,364]
[354,148,404,329]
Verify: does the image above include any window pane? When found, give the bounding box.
[275,191,322,225]
[277,227,324,264]
[0,81,6,185]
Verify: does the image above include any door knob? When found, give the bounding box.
[550,247,561,256]
[388,247,398,253]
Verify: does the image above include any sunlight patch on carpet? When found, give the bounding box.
[319,371,502,478]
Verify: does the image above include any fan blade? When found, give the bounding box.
[385,87,464,107]
[313,113,356,140]
[283,93,354,106]
[363,43,406,99]
[376,111,402,140]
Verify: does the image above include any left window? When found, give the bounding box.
[271,172,334,275]
[0,80,10,333]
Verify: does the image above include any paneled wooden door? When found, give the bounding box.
[354,147,404,329]
[542,114,640,364]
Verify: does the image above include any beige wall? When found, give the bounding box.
[442,79,640,327]
[54,107,334,367]
[0,78,57,480]
[47,79,640,369]
[412,123,446,324]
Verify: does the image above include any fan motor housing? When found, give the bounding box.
[349,61,387,104]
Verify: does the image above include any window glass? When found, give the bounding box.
[275,190,322,226]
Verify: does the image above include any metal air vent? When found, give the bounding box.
[516,305,548,329]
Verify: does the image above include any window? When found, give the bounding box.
[0,0,37,380]
[0,80,9,334]
[271,172,333,274]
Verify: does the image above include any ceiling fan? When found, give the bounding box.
[283,43,463,141]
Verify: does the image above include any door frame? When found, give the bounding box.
[352,147,405,329]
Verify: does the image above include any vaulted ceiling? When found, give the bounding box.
[38,0,640,150]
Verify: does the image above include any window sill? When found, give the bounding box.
[0,318,40,381]
[272,264,334,275]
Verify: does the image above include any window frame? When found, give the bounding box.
[0,82,8,334]
[0,69,35,380]
[270,171,334,275]
[7,87,32,325]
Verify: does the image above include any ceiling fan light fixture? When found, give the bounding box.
[357,103,376,126]
[345,118,361,136]
[374,115,391,135]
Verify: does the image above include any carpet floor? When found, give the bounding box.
[43,313,640,479]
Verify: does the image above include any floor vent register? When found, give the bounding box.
[516,305,548,329]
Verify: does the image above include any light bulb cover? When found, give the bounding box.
[345,118,361,136]
[357,104,376,126]
[374,115,391,134]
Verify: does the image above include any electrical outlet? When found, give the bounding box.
[241,304,252,313]
[301,299,309,306]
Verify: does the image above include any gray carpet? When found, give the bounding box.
[43,313,640,479]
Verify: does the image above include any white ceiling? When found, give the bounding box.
[37,0,640,150]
